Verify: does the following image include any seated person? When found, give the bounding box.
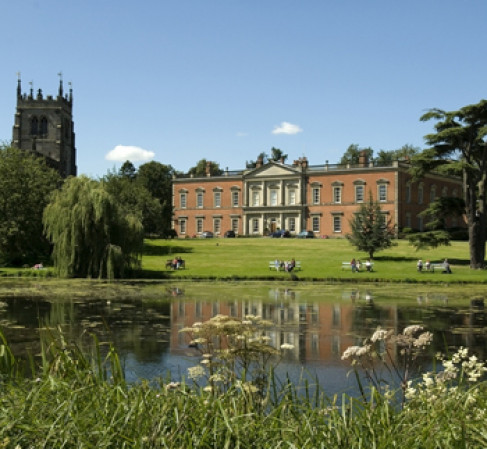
[443,259,452,274]
[417,260,423,271]
[365,259,372,271]
[425,260,431,271]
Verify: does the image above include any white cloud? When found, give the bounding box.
[272,121,303,135]
[105,145,155,162]
[236,131,248,137]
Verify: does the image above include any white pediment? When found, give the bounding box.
[248,163,299,178]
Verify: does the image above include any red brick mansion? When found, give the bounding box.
[172,155,463,238]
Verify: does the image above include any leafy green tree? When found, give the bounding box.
[408,230,451,251]
[104,173,163,236]
[137,161,177,235]
[188,159,223,177]
[374,145,420,166]
[412,100,487,268]
[408,196,465,251]
[0,145,61,265]
[347,194,396,259]
[43,176,143,279]
[118,160,137,180]
[270,147,288,163]
[339,144,373,165]
[246,152,269,168]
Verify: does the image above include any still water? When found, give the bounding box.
[0,282,485,394]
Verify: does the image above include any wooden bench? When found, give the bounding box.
[269,261,302,271]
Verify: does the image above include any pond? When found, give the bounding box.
[0,281,485,395]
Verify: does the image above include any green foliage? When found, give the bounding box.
[104,173,163,235]
[414,99,487,268]
[0,328,486,447]
[408,230,451,250]
[269,147,287,162]
[118,160,136,180]
[187,158,223,176]
[419,196,465,231]
[43,176,143,278]
[137,161,177,234]
[339,143,373,165]
[0,145,61,266]
[347,194,396,258]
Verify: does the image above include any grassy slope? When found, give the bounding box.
[142,237,486,283]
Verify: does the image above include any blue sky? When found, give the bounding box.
[1,0,486,177]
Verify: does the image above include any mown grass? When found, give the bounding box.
[0,237,484,284]
[141,237,486,284]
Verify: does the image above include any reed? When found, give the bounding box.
[0,326,486,448]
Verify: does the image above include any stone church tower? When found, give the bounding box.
[12,75,77,177]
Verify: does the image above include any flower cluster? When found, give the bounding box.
[341,325,434,405]
[180,314,294,396]
[404,347,487,423]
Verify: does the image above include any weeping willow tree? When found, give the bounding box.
[43,176,144,279]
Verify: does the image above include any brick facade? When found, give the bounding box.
[172,157,464,237]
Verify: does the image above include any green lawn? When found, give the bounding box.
[142,237,486,283]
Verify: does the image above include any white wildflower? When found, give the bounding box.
[342,346,362,360]
[281,343,295,350]
[188,365,206,380]
[403,325,424,337]
[371,328,388,342]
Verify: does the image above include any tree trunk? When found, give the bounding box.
[469,216,485,268]
[465,170,486,269]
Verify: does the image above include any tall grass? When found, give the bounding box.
[0,328,486,448]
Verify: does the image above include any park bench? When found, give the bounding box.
[341,262,374,271]
[429,263,447,272]
[269,261,302,271]
[166,259,186,270]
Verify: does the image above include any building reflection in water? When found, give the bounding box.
[170,288,487,369]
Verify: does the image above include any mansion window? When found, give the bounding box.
[417,215,424,231]
[232,191,239,207]
[231,218,239,233]
[179,219,187,235]
[312,187,320,204]
[406,182,411,203]
[441,186,448,197]
[288,189,296,205]
[252,191,260,207]
[270,189,278,206]
[405,212,411,228]
[196,218,203,233]
[378,184,387,202]
[355,185,364,203]
[252,218,259,233]
[333,215,342,233]
[333,186,342,204]
[214,192,221,208]
[430,185,436,203]
[288,217,296,232]
[418,183,424,204]
[180,192,187,209]
[312,216,320,232]
[213,218,221,234]
[197,192,204,208]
